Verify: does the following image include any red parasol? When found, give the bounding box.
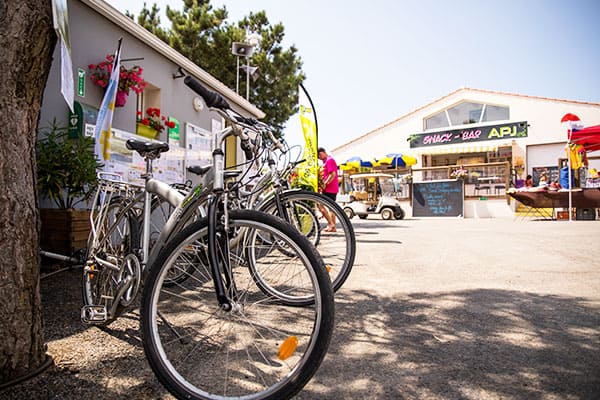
[560,113,580,123]
[571,124,600,152]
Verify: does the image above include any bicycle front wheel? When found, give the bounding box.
[141,209,335,400]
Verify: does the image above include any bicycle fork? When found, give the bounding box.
[207,194,238,311]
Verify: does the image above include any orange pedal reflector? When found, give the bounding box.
[278,336,298,360]
[325,264,332,273]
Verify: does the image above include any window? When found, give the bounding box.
[136,83,161,119]
[425,110,449,130]
[424,101,510,130]
[482,104,509,122]
[447,102,483,125]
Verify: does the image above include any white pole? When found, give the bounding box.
[246,57,250,101]
[568,126,572,221]
[236,56,240,94]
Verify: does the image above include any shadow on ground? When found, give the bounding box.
[298,289,600,399]
[2,269,598,399]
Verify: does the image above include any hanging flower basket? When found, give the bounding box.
[88,54,146,107]
[115,90,128,107]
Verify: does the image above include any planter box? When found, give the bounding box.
[136,123,158,139]
[40,209,91,255]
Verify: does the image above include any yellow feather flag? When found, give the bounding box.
[297,85,318,191]
[94,39,122,161]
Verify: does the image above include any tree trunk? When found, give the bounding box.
[0,0,56,384]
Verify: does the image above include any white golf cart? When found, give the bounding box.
[340,173,405,220]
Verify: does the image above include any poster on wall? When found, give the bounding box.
[168,117,180,146]
[51,0,74,112]
[155,145,185,184]
[186,122,212,168]
[211,118,223,134]
[90,126,185,185]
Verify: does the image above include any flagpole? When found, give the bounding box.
[299,83,318,144]
[568,126,572,221]
[94,38,122,162]
[299,82,319,190]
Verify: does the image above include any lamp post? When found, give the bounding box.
[231,32,261,101]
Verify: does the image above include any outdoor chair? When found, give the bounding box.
[474,183,490,195]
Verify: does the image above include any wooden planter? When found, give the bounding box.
[40,209,91,256]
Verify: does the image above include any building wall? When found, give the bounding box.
[332,88,600,169]
[41,0,222,136]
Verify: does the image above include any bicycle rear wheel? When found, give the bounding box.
[82,199,140,323]
[258,190,356,293]
[141,210,334,400]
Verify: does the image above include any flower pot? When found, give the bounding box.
[136,122,158,139]
[115,90,128,107]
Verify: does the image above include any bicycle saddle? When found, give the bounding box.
[126,139,170,159]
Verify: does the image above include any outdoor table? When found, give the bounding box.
[509,188,600,219]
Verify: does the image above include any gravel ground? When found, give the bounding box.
[1,217,599,399]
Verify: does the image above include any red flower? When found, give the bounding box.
[137,107,173,133]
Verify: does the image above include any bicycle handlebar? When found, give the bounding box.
[184,74,287,159]
[184,76,230,110]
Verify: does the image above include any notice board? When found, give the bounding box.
[412,180,464,217]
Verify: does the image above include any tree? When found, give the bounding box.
[126,2,168,43]
[132,0,305,136]
[0,0,56,384]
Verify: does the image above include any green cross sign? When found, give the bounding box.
[77,68,85,97]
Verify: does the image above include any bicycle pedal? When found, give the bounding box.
[81,305,108,324]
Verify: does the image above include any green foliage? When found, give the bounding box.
[133,1,305,137]
[36,121,102,209]
[127,2,169,42]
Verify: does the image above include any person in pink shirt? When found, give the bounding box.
[318,147,339,232]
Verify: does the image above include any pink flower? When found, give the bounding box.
[88,54,146,95]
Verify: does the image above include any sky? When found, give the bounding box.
[106,0,600,155]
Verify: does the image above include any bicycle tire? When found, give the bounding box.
[141,209,335,400]
[258,190,356,293]
[82,198,140,324]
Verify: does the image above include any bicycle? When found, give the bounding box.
[139,76,335,399]
[81,75,335,399]
[229,148,357,293]
[165,106,356,295]
[81,146,184,324]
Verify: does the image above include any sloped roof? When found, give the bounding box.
[81,0,265,119]
[333,87,600,152]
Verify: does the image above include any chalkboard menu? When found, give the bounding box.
[412,180,464,217]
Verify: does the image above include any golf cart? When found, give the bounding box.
[341,173,405,220]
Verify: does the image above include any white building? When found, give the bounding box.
[332,88,600,218]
